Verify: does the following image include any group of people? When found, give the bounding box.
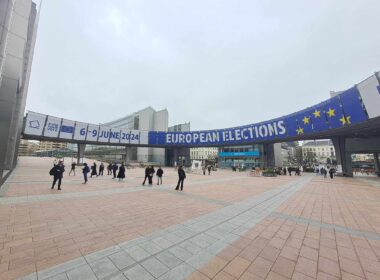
[316,166,336,179]
[50,159,187,191]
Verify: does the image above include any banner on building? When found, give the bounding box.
[24,112,46,136]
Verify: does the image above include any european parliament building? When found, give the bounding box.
[0,0,38,182]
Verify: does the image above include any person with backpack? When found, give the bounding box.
[50,160,65,190]
[82,163,90,184]
[175,166,186,191]
[156,166,164,185]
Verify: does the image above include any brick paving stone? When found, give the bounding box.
[271,256,296,278]
[3,158,380,280]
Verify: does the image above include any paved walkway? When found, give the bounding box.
[0,157,379,279]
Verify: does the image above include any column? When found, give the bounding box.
[77,144,86,164]
[374,153,380,177]
[332,137,353,177]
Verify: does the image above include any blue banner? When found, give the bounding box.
[324,96,344,129]
[219,151,260,157]
[339,87,368,125]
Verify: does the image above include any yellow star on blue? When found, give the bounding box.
[303,116,310,125]
[339,115,351,125]
[327,108,335,117]
[313,110,321,118]
[296,127,304,135]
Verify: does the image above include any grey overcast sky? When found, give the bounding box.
[27,0,380,130]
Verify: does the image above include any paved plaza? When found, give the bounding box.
[0,158,379,279]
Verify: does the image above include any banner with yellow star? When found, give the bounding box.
[323,96,345,129]
[339,87,368,124]
[309,102,329,132]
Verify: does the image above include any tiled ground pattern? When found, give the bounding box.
[0,157,295,279]
[189,176,380,280]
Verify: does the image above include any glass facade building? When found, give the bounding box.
[218,144,265,169]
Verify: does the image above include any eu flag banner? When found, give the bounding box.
[294,108,314,134]
[283,114,300,137]
[309,102,329,132]
[323,96,345,129]
[339,87,368,125]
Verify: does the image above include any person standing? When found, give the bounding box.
[202,165,206,175]
[112,163,118,179]
[82,163,90,184]
[156,166,163,185]
[69,162,76,176]
[51,161,65,190]
[175,166,186,191]
[90,162,97,178]
[107,163,112,175]
[142,166,150,185]
[99,162,104,176]
[207,165,212,175]
[117,163,126,181]
[329,167,335,179]
[148,166,155,185]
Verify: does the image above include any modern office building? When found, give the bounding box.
[103,107,168,164]
[0,0,39,181]
[18,139,38,156]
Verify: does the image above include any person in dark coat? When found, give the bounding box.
[69,162,76,176]
[207,165,212,175]
[98,162,104,176]
[148,166,155,185]
[112,163,118,179]
[283,167,287,175]
[82,163,90,184]
[107,163,112,175]
[156,166,164,185]
[51,161,65,190]
[90,162,97,178]
[329,168,335,179]
[117,163,126,181]
[175,166,186,191]
[288,167,292,176]
[142,166,150,185]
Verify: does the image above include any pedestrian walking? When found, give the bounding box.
[99,162,104,176]
[69,162,76,176]
[207,165,212,175]
[202,165,206,175]
[142,166,150,185]
[148,165,155,185]
[175,166,186,191]
[82,163,90,184]
[50,160,65,190]
[90,162,97,178]
[329,168,335,179]
[117,163,126,181]
[112,163,118,179]
[288,167,292,176]
[156,166,163,185]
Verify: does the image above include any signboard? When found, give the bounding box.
[109,128,121,143]
[130,130,140,144]
[120,129,131,144]
[59,119,75,139]
[73,122,87,141]
[44,116,61,138]
[98,126,111,143]
[24,112,46,136]
[219,151,260,157]
[86,124,99,142]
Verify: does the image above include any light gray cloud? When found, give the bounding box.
[27,0,380,130]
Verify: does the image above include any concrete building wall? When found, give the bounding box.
[151,109,168,164]
[0,0,37,179]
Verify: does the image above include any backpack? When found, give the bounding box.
[49,167,54,176]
